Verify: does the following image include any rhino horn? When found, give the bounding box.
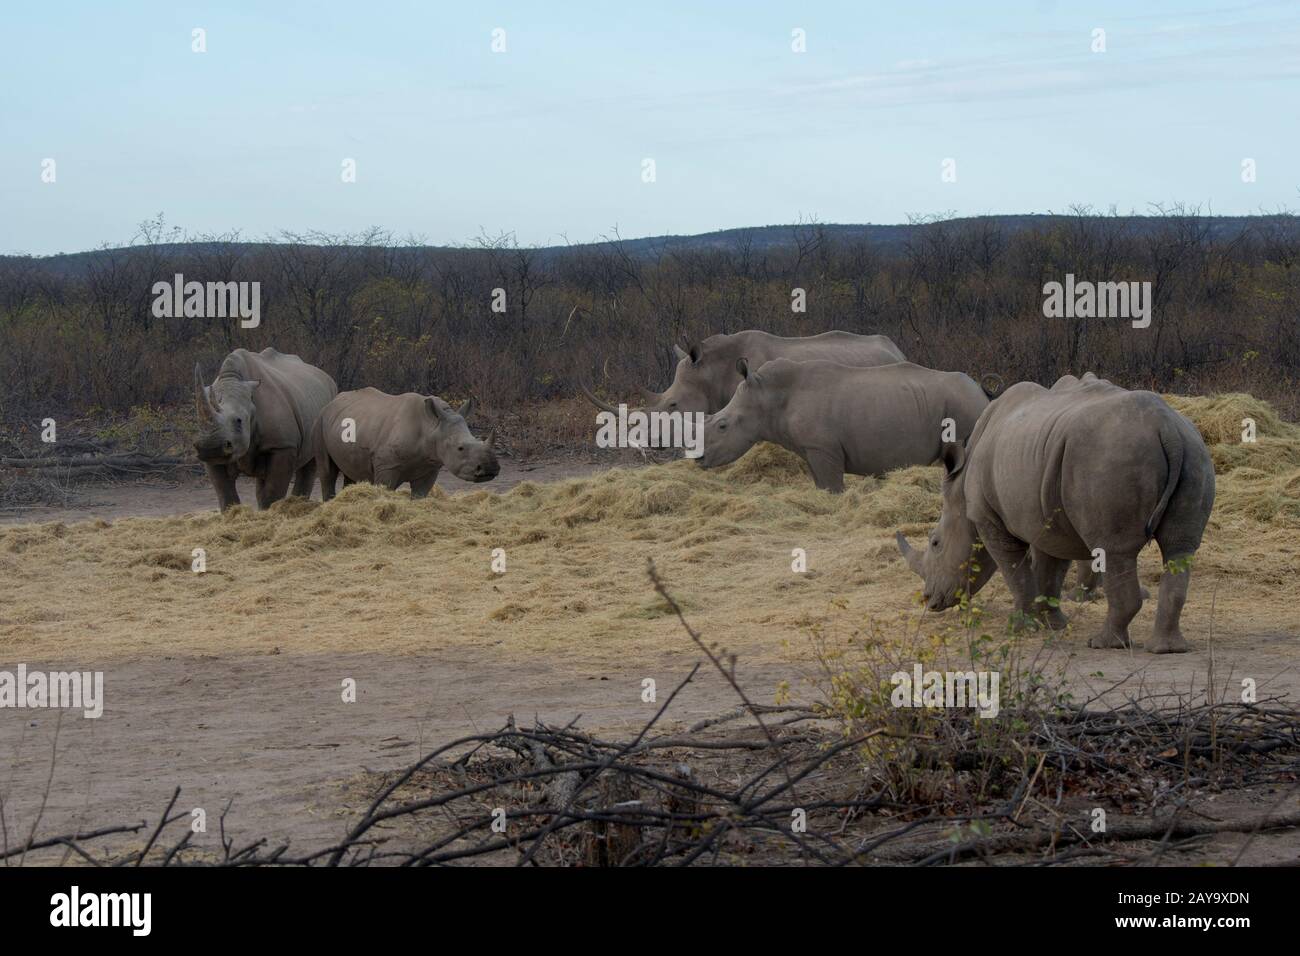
[578,376,619,414]
[194,364,216,420]
[487,428,496,448]
[895,531,924,576]
[639,386,660,403]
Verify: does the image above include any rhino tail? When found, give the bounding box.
[1145,422,1184,539]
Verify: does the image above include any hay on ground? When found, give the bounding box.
[0,393,1296,664]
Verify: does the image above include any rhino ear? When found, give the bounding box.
[689,344,702,365]
[425,397,445,421]
[940,441,967,479]
[457,397,475,419]
[673,344,689,362]
[736,357,750,380]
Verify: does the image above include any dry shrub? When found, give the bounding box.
[494,397,604,459]
[806,607,1071,810]
[7,215,1300,430]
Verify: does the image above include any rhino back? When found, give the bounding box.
[319,389,429,481]
[735,329,904,367]
[966,379,1211,558]
[769,361,986,475]
[233,349,337,465]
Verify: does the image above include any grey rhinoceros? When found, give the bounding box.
[581,330,906,419]
[313,388,499,500]
[895,373,1215,653]
[193,348,338,510]
[695,358,990,493]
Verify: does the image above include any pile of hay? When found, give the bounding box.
[0,393,1295,662]
[1165,393,1300,526]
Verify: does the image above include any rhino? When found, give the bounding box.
[314,388,499,500]
[895,373,1215,653]
[695,358,990,493]
[581,330,906,422]
[193,348,338,510]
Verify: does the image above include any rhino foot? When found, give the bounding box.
[1088,628,1131,650]
[1069,585,1150,603]
[1006,611,1041,634]
[1146,632,1190,654]
[1042,607,1069,631]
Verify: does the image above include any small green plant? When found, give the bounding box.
[805,590,1075,814]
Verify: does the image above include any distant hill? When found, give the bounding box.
[5,214,1298,275]
[611,215,1297,255]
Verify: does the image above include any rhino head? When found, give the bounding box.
[640,341,735,416]
[425,397,499,483]
[579,339,738,447]
[696,358,765,470]
[193,363,258,463]
[895,442,997,611]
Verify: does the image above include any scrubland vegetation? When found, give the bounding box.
[2,209,1298,427]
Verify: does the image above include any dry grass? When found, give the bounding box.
[1,393,1297,665]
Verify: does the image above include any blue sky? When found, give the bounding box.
[2,0,1298,255]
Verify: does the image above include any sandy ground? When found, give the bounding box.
[0,650,787,861]
[1,638,1296,864]
[1,417,1298,864]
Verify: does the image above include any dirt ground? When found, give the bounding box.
[0,455,623,526]
[2,635,1296,865]
[1,419,1298,864]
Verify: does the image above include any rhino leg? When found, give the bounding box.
[373,467,404,492]
[1031,552,1070,630]
[1147,550,1193,654]
[805,449,846,494]
[292,460,316,499]
[978,528,1039,631]
[1070,563,1149,602]
[1069,561,1103,602]
[205,462,240,511]
[318,452,340,502]
[256,451,296,509]
[1089,553,1141,649]
[409,468,440,498]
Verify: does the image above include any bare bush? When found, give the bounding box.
[2,213,1298,429]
